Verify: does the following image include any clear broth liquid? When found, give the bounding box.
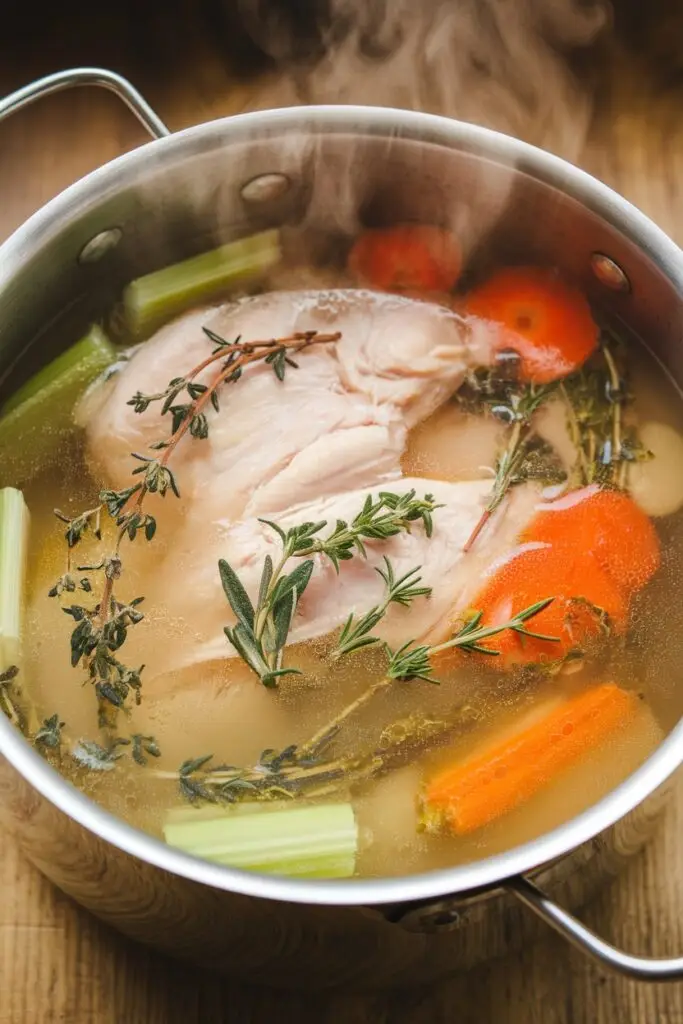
[12,290,683,880]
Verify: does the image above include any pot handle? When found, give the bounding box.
[506,875,683,981]
[0,67,170,140]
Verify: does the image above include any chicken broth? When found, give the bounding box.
[3,225,683,881]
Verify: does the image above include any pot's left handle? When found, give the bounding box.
[0,67,170,140]
[506,875,683,981]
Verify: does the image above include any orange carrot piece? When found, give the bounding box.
[427,543,626,671]
[520,486,660,595]
[422,683,637,835]
[465,266,599,383]
[348,225,462,294]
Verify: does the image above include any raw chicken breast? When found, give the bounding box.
[82,290,492,521]
[131,476,538,686]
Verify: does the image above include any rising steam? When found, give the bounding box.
[242,0,612,162]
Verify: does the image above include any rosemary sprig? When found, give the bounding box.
[462,380,560,551]
[50,328,341,727]
[160,599,557,806]
[331,558,432,659]
[295,598,557,759]
[220,490,441,687]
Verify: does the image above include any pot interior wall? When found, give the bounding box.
[2,126,682,396]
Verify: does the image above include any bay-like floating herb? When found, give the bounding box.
[220,490,441,687]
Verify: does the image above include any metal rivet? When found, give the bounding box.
[78,228,123,265]
[240,173,291,205]
[590,252,631,293]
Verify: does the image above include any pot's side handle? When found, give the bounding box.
[507,875,683,981]
[0,67,170,140]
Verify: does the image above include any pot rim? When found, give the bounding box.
[1,103,682,908]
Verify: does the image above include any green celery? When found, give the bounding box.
[163,801,358,879]
[0,326,116,485]
[122,229,282,338]
[0,488,29,669]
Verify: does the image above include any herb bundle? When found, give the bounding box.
[158,596,556,805]
[48,328,341,729]
[219,490,440,686]
[561,331,651,489]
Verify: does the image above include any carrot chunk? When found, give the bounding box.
[473,544,627,664]
[520,486,660,595]
[426,543,626,672]
[348,225,462,294]
[465,266,599,383]
[422,683,637,835]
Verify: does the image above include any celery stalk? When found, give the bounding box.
[0,488,29,669]
[0,326,116,485]
[122,229,282,338]
[163,801,358,879]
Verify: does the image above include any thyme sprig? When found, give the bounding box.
[463,380,559,551]
[220,490,441,687]
[561,332,650,489]
[158,712,463,805]
[50,328,342,726]
[296,597,557,758]
[165,597,558,806]
[331,558,432,659]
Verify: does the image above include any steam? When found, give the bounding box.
[135,0,614,278]
[243,0,612,162]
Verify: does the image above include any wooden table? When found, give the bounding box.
[2,11,683,1023]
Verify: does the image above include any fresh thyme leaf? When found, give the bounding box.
[269,559,314,607]
[270,588,298,655]
[264,347,288,381]
[33,714,65,750]
[131,733,162,766]
[218,559,255,630]
[224,623,269,677]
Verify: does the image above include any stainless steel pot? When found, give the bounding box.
[1,67,683,989]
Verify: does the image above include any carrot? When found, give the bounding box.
[347,225,462,294]
[422,682,637,835]
[464,266,599,383]
[426,543,626,671]
[520,486,660,595]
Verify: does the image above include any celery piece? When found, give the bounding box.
[0,326,116,485]
[0,488,29,669]
[163,801,358,879]
[122,229,282,338]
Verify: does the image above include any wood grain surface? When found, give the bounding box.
[2,10,683,1023]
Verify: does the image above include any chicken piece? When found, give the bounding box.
[82,290,492,521]
[130,476,539,686]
